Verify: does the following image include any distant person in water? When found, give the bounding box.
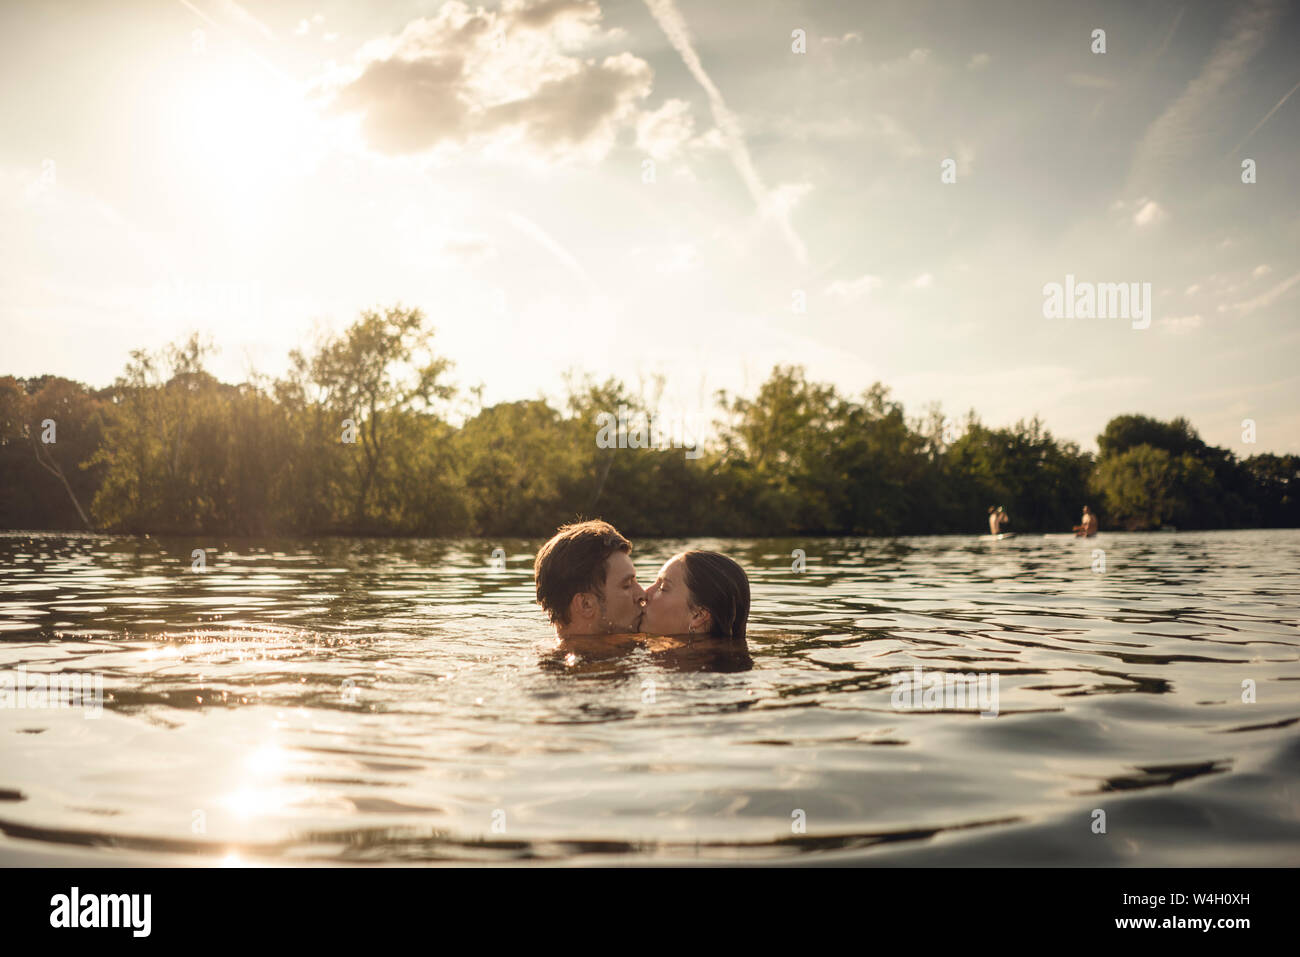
[988,506,1010,536]
[534,520,645,637]
[1074,506,1099,537]
[640,550,750,639]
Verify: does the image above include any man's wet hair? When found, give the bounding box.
[534,520,632,626]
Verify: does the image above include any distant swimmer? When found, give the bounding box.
[1074,505,1098,537]
[988,506,1010,536]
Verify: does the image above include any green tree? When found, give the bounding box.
[1093,445,1177,529]
[1098,414,1204,459]
[90,334,221,533]
[0,375,107,529]
[301,305,454,531]
[1244,453,1300,526]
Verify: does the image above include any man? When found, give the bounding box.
[534,519,645,638]
[988,506,1009,536]
[1075,505,1099,537]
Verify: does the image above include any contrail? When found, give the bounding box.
[1129,0,1281,188]
[1154,6,1185,59]
[643,0,807,264]
[503,211,600,294]
[1226,75,1300,157]
[213,0,275,40]
[176,0,295,84]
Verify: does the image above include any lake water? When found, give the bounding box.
[1,529,1297,866]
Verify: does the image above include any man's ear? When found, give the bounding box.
[570,592,597,623]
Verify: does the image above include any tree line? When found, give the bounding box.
[2,305,1296,537]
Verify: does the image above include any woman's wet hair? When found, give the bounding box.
[681,550,750,639]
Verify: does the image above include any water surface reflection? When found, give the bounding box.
[1,530,1297,865]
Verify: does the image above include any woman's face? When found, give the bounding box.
[640,555,708,636]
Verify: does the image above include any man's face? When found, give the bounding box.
[596,550,646,634]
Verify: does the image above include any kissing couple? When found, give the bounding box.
[533,520,750,642]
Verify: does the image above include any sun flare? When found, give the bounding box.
[160,54,326,217]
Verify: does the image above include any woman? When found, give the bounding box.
[639,550,750,639]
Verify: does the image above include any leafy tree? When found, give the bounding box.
[3,340,1296,538]
[1243,454,1300,526]
[1093,414,1257,531]
[0,375,107,529]
[1097,414,1205,459]
[1093,445,1177,530]
[89,333,223,532]
[299,305,454,531]
[455,400,574,536]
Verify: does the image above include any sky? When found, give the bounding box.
[1,0,1297,454]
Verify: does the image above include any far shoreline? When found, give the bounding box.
[3,526,1297,542]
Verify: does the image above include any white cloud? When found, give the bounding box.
[825,275,883,302]
[967,52,991,70]
[1067,72,1117,90]
[762,181,813,219]
[1252,264,1272,278]
[688,126,727,152]
[1225,271,1300,315]
[872,113,925,158]
[878,48,931,74]
[1133,199,1165,227]
[325,0,651,163]
[1158,313,1202,333]
[912,273,933,288]
[636,98,695,160]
